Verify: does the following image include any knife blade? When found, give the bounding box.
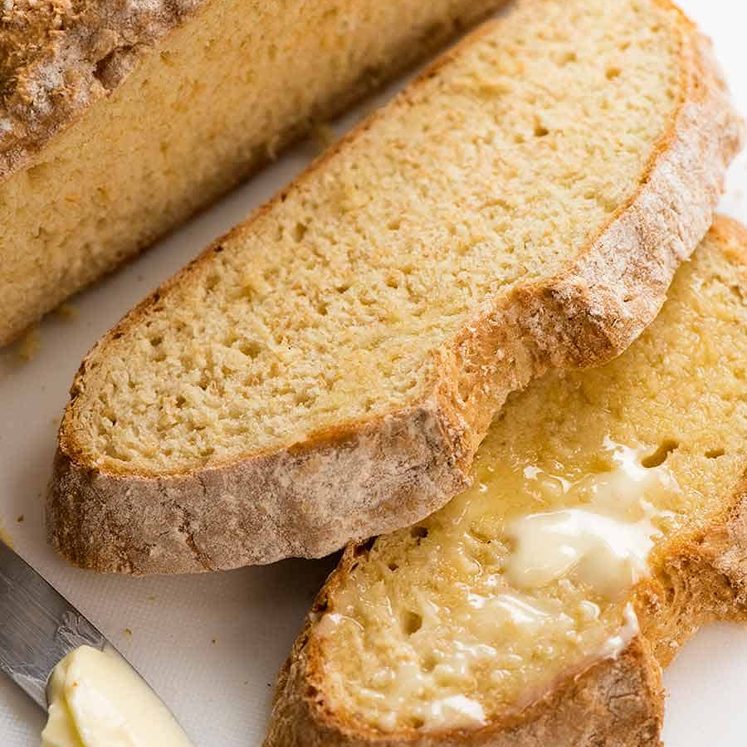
[0,539,106,709]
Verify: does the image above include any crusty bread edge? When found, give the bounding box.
[48,3,745,574]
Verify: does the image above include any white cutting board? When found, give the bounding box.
[1,1,746,744]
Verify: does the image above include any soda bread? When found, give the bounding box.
[265,217,747,747]
[0,0,503,345]
[48,0,743,574]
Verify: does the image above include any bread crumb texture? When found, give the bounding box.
[70,0,685,475]
[0,0,500,343]
[304,221,747,735]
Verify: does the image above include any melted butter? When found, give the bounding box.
[506,508,655,596]
[505,442,667,598]
[316,438,680,733]
[418,695,486,729]
[600,603,640,658]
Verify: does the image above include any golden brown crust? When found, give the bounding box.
[263,471,747,746]
[48,3,745,574]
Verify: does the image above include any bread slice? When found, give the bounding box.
[265,216,747,747]
[49,0,743,574]
[0,0,504,345]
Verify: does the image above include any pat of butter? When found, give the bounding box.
[505,506,657,597]
[41,645,194,747]
[505,442,666,599]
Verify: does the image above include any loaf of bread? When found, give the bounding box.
[0,0,503,345]
[266,217,747,747]
[49,0,742,574]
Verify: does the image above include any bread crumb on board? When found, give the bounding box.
[16,326,40,362]
[55,303,79,321]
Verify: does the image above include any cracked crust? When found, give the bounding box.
[47,1,744,574]
[263,451,747,745]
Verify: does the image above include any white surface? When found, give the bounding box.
[1,1,746,744]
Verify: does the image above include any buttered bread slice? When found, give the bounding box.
[266,218,747,747]
[0,0,504,345]
[49,0,743,574]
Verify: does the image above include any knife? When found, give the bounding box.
[0,534,195,739]
[0,538,109,708]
